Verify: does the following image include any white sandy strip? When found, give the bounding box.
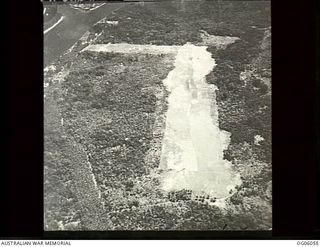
[159,43,241,198]
[89,3,106,12]
[70,3,106,12]
[44,16,64,35]
[97,18,119,26]
[199,30,240,49]
[82,43,181,55]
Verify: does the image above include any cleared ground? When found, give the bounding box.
[159,44,241,198]
[83,42,241,199]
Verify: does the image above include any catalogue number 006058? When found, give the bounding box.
[297,241,319,246]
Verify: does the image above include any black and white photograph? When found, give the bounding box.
[43,0,271,231]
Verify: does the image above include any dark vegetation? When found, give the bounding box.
[209,27,272,229]
[44,96,82,230]
[93,1,270,45]
[60,52,174,186]
[44,1,271,230]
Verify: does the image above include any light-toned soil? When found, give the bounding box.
[159,43,241,198]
